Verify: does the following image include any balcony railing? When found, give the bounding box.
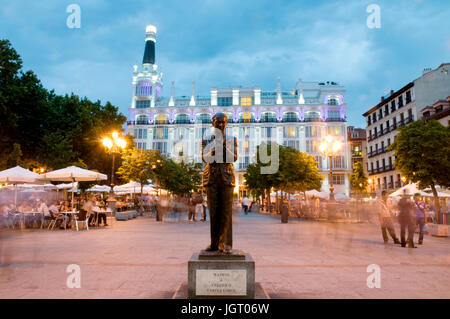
[368,164,396,175]
[367,147,389,158]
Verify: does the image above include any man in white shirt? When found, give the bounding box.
[378,191,401,244]
[242,196,250,215]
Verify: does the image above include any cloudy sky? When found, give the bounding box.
[1,0,449,127]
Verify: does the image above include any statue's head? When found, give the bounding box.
[212,112,228,131]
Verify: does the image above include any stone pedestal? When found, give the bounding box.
[188,250,255,299]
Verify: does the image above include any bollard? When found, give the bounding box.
[281,203,288,223]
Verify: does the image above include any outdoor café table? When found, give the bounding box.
[22,210,42,228]
[59,210,77,229]
[93,207,112,226]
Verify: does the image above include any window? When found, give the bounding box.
[239,127,254,139]
[378,109,383,119]
[239,112,254,123]
[387,138,391,146]
[283,127,298,138]
[136,100,151,108]
[136,128,147,139]
[315,156,322,169]
[398,95,404,108]
[380,124,384,134]
[136,82,152,96]
[305,112,321,122]
[261,127,275,139]
[243,141,249,153]
[384,104,389,116]
[175,128,189,140]
[196,113,211,124]
[328,97,338,105]
[327,110,340,120]
[391,101,396,112]
[175,114,190,124]
[136,115,149,125]
[142,142,146,150]
[406,91,412,104]
[152,142,167,154]
[218,97,232,106]
[240,96,252,106]
[367,116,372,126]
[374,127,378,137]
[305,140,317,153]
[382,158,386,169]
[154,114,168,124]
[153,126,168,139]
[408,109,413,120]
[283,112,299,122]
[400,113,404,122]
[372,113,377,123]
[327,126,343,136]
[305,126,320,137]
[283,140,300,150]
[332,175,345,185]
[261,112,277,122]
[386,120,390,131]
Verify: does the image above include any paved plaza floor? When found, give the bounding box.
[1,212,449,299]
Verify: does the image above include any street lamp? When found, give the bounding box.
[319,135,343,201]
[102,131,127,195]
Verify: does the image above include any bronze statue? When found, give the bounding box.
[201,113,238,254]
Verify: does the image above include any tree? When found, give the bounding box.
[6,143,23,168]
[245,143,323,212]
[389,120,450,218]
[117,148,162,196]
[0,39,128,174]
[349,161,368,196]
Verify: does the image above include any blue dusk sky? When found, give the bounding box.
[1,0,449,128]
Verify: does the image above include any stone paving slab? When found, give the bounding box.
[1,212,449,298]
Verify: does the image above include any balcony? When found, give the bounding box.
[367,147,388,158]
[368,164,396,175]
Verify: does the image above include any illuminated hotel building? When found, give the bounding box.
[127,25,352,196]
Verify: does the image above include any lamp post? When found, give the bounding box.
[319,135,343,202]
[102,132,127,196]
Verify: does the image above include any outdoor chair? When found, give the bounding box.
[8,211,24,230]
[74,209,89,231]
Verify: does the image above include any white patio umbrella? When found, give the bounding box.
[86,185,111,192]
[389,183,431,197]
[38,166,107,211]
[0,166,41,207]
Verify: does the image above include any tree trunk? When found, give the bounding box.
[267,188,272,213]
[430,182,441,224]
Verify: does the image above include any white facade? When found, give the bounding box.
[363,63,450,194]
[127,26,352,195]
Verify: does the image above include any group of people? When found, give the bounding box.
[0,194,113,229]
[377,190,429,248]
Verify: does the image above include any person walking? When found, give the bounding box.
[242,196,250,215]
[377,191,401,244]
[397,191,417,248]
[188,195,197,222]
[413,193,427,245]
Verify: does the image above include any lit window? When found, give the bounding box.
[244,141,249,153]
[240,96,252,106]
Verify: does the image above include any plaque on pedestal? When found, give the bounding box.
[188,251,255,299]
